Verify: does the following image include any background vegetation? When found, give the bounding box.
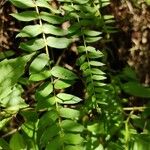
[0,0,150,149]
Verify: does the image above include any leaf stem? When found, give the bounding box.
[123,106,147,111]
[34,1,49,57]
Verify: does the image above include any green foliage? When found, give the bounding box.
[0,54,33,100]
[0,0,150,149]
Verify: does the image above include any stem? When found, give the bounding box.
[125,110,134,150]
[1,127,21,138]
[34,1,49,57]
[33,2,64,149]
[123,106,147,111]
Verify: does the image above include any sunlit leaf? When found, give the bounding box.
[19,39,45,52]
[92,75,106,80]
[64,133,84,144]
[17,25,42,38]
[29,70,51,81]
[36,0,60,13]
[51,66,78,80]
[0,117,11,130]
[65,145,84,150]
[88,51,103,58]
[1,85,27,111]
[61,120,84,132]
[38,110,58,129]
[56,93,82,104]
[89,61,105,66]
[91,68,105,75]
[36,0,51,9]
[59,108,80,119]
[83,30,102,36]
[40,12,64,24]
[9,0,35,8]
[21,122,35,138]
[80,62,89,70]
[36,82,53,97]
[42,24,67,36]
[54,80,73,89]
[30,53,49,74]
[85,37,102,43]
[87,123,105,134]
[47,37,71,49]
[0,54,33,100]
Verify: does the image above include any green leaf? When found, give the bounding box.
[0,50,15,60]
[133,135,150,150]
[77,46,97,53]
[68,23,81,34]
[36,0,60,13]
[36,0,50,9]
[21,111,38,122]
[88,51,103,59]
[40,12,64,24]
[121,66,138,81]
[85,37,102,43]
[29,70,51,81]
[40,124,60,145]
[61,120,84,132]
[54,80,73,89]
[87,123,105,134]
[104,15,114,20]
[107,142,124,150]
[0,117,11,130]
[83,30,102,36]
[64,133,84,144]
[36,82,53,97]
[17,25,42,38]
[59,107,80,119]
[56,93,82,104]
[0,54,33,100]
[51,66,78,80]
[76,55,86,66]
[36,96,55,110]
[21,122,35,138]
[91,68,105,75]
[9,132,26,150]
[30,53,49,74]
[58,0,89,4]
[84,68,105,76]
[80,62,89,70]
[122,82,150,98]
[19,39,45,52]
[47,37,71,49]
[11,11,38,21]
[89,61,105,66]
[0,138,10,150]
[9,0,35,9]
[1,85,27,111]
[38,110,58,129]
[93,82,106,87]
[65,145,84,150]
[92,75,106,81]
[42,24,67,36]
[45,136,63,150]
